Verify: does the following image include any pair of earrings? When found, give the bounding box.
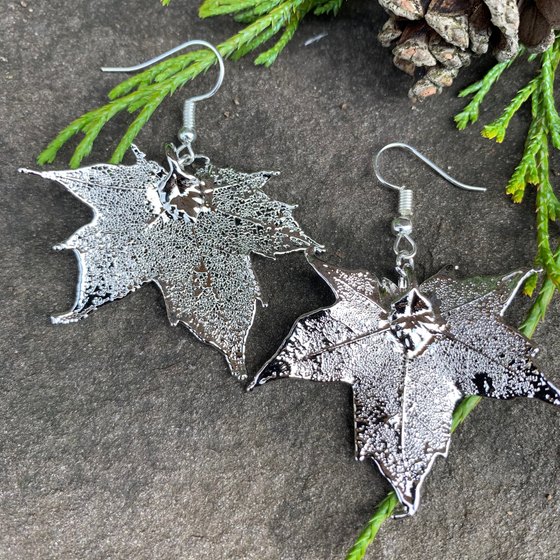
[20,41,560,518]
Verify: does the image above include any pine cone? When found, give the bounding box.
[378,0,560,100]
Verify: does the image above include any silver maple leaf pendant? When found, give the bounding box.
[20,145,320,379]
[249,252,560,516]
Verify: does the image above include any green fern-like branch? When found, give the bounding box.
[314,0,343,15]
[480,76,537,143]
[38,0,341,168]
[454,47,525,131]
[457,36,560,318]
[521,246,560,337]
[500,42,560,339]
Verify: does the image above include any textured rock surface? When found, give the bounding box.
[1,0,560,558]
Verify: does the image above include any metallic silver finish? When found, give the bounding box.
[393,231,416,260]
[374,143,487,193]
[374,143,486,291]
[102,40,225,168]
[394,229,416,291]
[391,217,413,235]
[19,145,320,379]
[250,254,560,516]
[178,126,196,146]
[178,86,198,163]
[182,95,197,136]
[398,188,413,216]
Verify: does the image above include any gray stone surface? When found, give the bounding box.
[1,0,560,558]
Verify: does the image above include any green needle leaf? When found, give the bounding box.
[522,272,539,297]
[451,395,482,432]
[110,94,164,164]
[231,25,281,60]
[541,41,560,149]
[481,78,538,143]
[199,0,258,17]
[521,259,558,338]
[314,0,343,15]
[454,47,524,130]
[254,0,314,66]
[254,22,298,66]
[506,115,541,202]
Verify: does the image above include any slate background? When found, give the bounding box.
[1,0,560,558]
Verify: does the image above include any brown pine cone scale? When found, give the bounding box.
[425,0,472,48]
[377,0,560,101]
[393,21,438,66]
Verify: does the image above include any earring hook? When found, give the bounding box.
[374,143,486,193]
[102,40,225,167]
[374,143,486,291]
[101,40,224,104]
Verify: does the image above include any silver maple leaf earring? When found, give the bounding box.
[19,40,320,379]
[249,142,560,516]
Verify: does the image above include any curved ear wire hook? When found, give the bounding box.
[374,143,486,290]
[101,40,225,166]
[101,39,224,103]
[374,142,486,193]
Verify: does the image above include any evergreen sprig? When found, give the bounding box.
[457,38,560,331]
[520,246,560,337]
[38,0,338,168]
[454,48,524,131]
[344,492,399,560]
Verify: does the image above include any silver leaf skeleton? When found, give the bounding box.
[250,254,560,515]
[21,146,319,379]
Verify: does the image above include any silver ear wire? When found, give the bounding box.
[102,40,225,167]
[374,142,486,290]
[374,143,486,193]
